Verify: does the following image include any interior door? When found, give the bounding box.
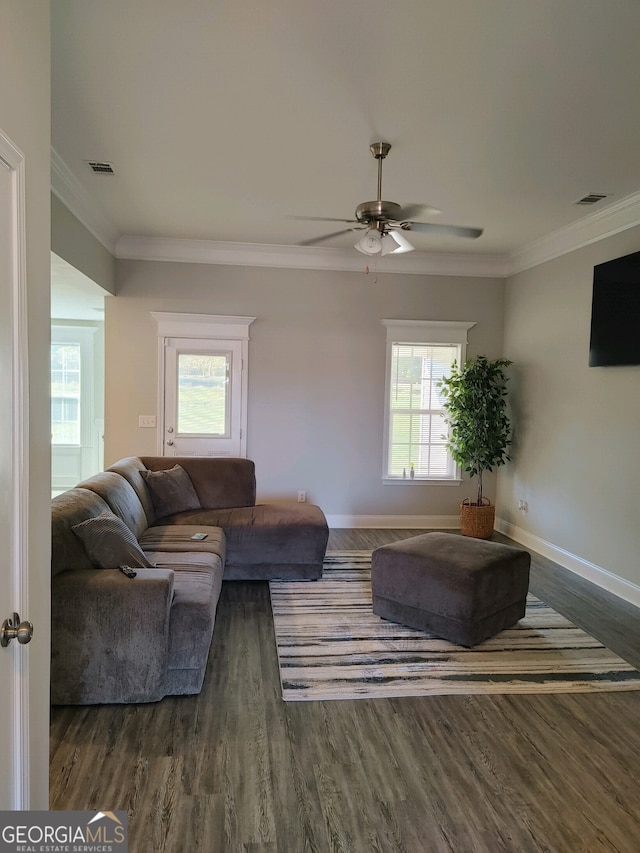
[0,133,35,807]
[163,337,244,456]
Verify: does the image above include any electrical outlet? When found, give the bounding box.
[138,415,157,428]
[298,490,306,503]
[518,499,528,514]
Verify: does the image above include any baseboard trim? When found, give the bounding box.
[495,517,640,609]
[327,514,640,608]
[326,514,459,530]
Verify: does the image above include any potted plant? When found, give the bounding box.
[438,355,512,538]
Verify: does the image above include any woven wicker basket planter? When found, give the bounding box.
[459,498,495,539]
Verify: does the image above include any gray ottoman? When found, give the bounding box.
[371,533,531,647]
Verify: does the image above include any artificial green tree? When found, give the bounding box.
[438,355,512,506]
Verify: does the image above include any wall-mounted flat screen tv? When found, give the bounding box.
[589,249,640,367]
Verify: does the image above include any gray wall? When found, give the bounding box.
[107,260,505,519]
[51,193,116,294]
[497,225,640,589]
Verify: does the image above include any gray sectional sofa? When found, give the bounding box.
[51,456,329,705]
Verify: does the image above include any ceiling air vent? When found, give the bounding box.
[86,160,115,175]
[575,192,608,206]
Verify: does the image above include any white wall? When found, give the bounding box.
[497,225,640,594]
[0,0,51,808]
[107,260,505,521]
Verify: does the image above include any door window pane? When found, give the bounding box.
[177,352,229,436]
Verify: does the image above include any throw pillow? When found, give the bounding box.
[140,464,201,519]
[72,512,153,569]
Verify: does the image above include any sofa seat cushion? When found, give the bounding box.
[144,550,224,576]
[139,524,226,563]
[155,502,328,570]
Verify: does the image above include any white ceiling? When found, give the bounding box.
[51,0,640,267]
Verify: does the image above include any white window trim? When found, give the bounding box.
[381,319,476,484]
[151,313,255,457]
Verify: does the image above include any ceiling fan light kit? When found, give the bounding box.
[383,229,414,254]
[355,230,382,255]
[298,142,483,256]
[355,228,415,256]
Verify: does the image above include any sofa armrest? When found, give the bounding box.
[51,568,175,705]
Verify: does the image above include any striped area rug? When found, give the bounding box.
[269,551,640,701]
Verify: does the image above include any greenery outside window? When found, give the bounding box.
[177,352,229,436]
[382,319,475,482]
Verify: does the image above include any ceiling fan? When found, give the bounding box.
[297,142,483,255]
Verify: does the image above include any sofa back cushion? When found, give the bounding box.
[140,457,256,510]
[107,457,157,524]
[51,488,111,578]
[77,470,149,538]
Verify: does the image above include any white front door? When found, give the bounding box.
[163,337,245,456]
[0,133,35,807]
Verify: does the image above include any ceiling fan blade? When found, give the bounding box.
[290,215,359,224]
[402,222,483,239]
[398,203,442,219]
[298,228,361,247]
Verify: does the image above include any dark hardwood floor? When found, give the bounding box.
[50,530,640,852]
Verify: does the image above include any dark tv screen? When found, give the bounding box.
[589,249,640,367]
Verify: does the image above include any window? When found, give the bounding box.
[382,320,475,482]
[51,342,81,444]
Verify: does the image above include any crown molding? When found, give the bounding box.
[51,150,640,277]
[50,147,119,254]
[507,190,640,274]
[115,234,509,277]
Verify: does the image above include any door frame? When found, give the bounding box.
[0,129,31,808]
[151,313,255,457]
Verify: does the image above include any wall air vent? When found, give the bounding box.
[86,160,115,175]
[575,192,608,206]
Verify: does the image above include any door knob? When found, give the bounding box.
[1,613,33,647]
[167,439,174,446]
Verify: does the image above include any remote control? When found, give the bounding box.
[191,532,208,540]
[119,565,137,578]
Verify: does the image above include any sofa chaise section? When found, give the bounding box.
[111,456,329,580]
